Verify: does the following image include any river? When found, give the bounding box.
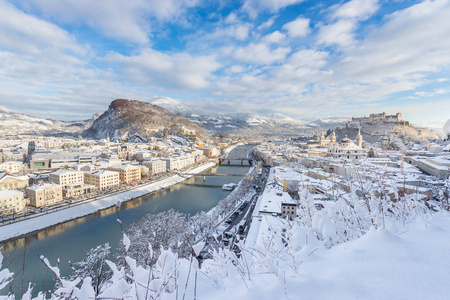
[0,145,253,297]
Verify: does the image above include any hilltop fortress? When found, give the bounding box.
[351,112,409,126]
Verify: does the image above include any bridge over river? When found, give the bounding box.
[218,157,253,166]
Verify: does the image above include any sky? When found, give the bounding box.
[0,0,449,129]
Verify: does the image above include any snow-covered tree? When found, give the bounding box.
[67,243,111,295]
[126,209,192,266]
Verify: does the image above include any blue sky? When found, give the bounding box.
[0,0,449,129]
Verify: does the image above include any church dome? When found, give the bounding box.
[340,137,351,143]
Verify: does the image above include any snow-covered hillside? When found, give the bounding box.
[0,105,87,136]
[149,96,316,136]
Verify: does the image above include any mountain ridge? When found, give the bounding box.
[148,96,316,136]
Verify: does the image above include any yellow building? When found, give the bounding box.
[0,174,29,190]
[107,164,141,184]
[0,190,25,214]
[84,170,120,190]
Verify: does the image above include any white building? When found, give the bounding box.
[143,160,167,174]
[0,161,25,173]
[327,136,366,160]
[165,155,195,171]
[49,169,84,186]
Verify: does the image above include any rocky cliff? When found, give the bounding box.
[82,99,209,141]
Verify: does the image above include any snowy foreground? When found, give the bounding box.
[2,207,449,298]
[0,162,216,242]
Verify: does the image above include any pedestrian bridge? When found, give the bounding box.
[218,157,252,166]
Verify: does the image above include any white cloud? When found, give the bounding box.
[0,1,85,55]
[233,43,291,65]
[287,50,329,68]
[243,0,305,18]
[317,0,379,47]
[257,16,277,30]
[414,89,449,97]
[107,48,220,90]
[188,23,252,46]
[262,31,287,44]
[234,25,251,41]
[23,0,200,44]
[334,0,450,83]
[317,20,356,47]
[330,0,379,21]
[282,17,310,38]
[213,0,450,120]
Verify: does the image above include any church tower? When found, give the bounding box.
[381,134,389,151]
[319,131,325,145]
[356,128,363,148]
[331,130,336,145]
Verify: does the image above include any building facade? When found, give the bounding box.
[49,169,84,186]
[84,170,120,190]
[327,137,367,160]
[108,164,141,184]
[165,155,195,171]
[27,184,63,207]
[143,160,167,174]
[0,161,25,173]
[0,174,29,190]
[63,183,96,198]
[0,190,25,214]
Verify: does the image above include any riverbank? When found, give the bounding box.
[0,161,216,243]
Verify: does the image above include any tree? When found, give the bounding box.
[68,243,111,295]
[286,180,300,200]
[126,209,191,266]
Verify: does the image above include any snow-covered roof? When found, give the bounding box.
[27,183,61,191]
[87,170,119,176]
[50,169,83,176]
[258,190,294,215]
[0,174,29,183]
[0,189,23,198]
[109,164,140,170]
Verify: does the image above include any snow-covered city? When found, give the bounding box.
[0,107,449,299]
[1,0,450,299]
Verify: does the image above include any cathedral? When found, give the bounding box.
[327,129,366,160]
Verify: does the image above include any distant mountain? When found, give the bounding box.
[149,96,316,136]
[0,105,87,136]
[82,99,209,141]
